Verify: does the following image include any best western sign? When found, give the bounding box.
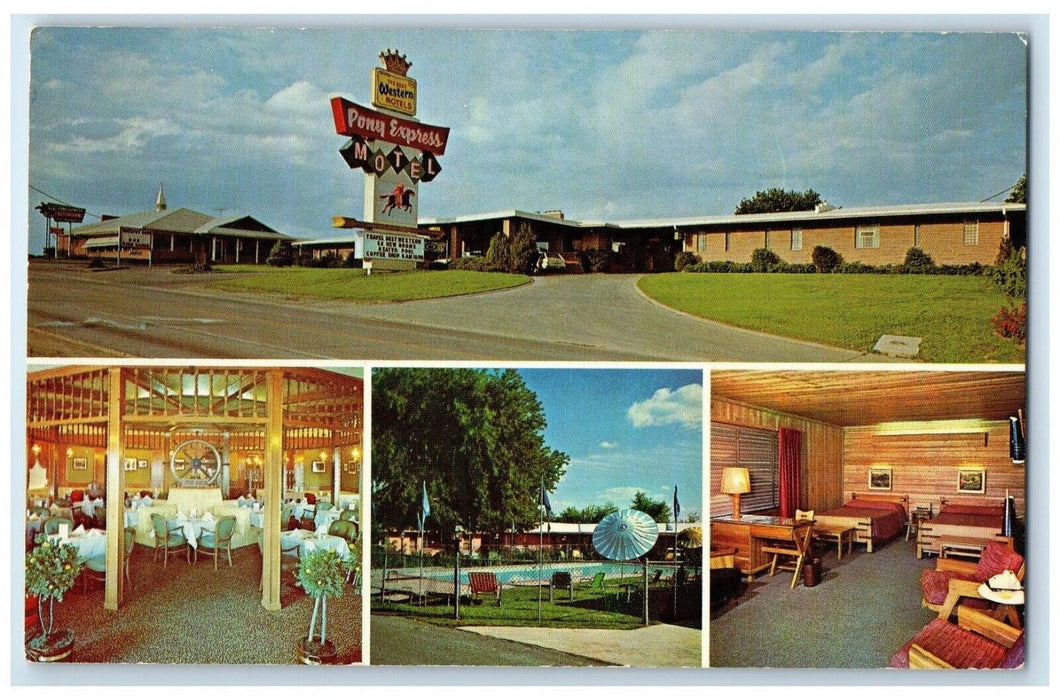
[372,68,417,116]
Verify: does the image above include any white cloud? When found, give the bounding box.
[598,441,617,449]
[627,383,703,429]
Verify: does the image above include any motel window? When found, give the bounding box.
[791,228,803,251]
[964,219,980,245]
[710,422,778,517]
[697,234,707,253]
[764,230,771,250]
[855,224,880,249]
[914,224,921,248]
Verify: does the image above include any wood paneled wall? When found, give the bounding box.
[843,423,1025,518]
[711,397,845,513]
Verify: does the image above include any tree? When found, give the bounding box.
[555,503,617,523]
[266,240,294,267]
[485,232,511,272]
[735,188,822,215]
[1006,174,1026,204]
[508,223,539,276]
[372,368,569,534]
[630,491,671,523]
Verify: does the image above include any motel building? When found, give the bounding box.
[298,200,1025,273]
[25,366,363,662]
[57,186,291,266]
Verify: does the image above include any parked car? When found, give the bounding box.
[536,252,567,274]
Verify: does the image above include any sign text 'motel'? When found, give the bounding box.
[330,97,449,155]
[339,137,441,181]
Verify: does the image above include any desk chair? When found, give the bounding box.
[763,521,815,589]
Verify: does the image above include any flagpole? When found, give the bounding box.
[538,477,544,624]
[418,510,425,605]
[672,485,680,619]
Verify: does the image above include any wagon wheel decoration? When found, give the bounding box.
[170,438,222,487]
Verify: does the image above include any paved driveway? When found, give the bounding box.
[26,262,886,361]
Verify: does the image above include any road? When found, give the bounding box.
[26,261,885,362]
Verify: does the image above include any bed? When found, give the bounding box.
[916,498,1011,559]
[813,493,909,553]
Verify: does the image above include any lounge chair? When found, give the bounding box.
[920,540,1025,624]
[551,571,574,602]
[468,571,502,606]
[889,606,1024,669]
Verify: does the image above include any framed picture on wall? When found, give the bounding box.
[344,461,359,474]
[958,468,986,494]
[124,457,137,472]
[868,467,892,491]
[311,461,326,474]
[138,459,148,470]
[72,457,88,470]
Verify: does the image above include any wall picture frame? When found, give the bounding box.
[72,457,88,470]
[138,459,148,470]
[311,461,326,474]
[957,468,986,494]
[124,457,137,472]
[868,467,893,491]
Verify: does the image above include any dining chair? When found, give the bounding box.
[123,527,136,587]
[43,516,74,536]
[196,515,237,569]
[150,513,190,568]
[339,509,357,522]
[763,520,815,589]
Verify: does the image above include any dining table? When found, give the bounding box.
[48,528,107,563]
[280,529,352,561]
[167,514,218,549]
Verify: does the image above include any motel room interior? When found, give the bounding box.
[708,369,1027,669]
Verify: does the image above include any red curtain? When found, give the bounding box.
[778,428,802,518]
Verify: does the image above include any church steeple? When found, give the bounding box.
[155,182,167,211]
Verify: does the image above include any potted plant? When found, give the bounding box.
[25,535,82,661]
[295,548,352,664]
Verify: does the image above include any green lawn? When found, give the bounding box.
[637,273,1025,364]
[207,267,529,303]
[373,577,652,630]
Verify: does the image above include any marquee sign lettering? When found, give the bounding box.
[338,136,441,182]
[363,231,425,261]
[330,97,450,155]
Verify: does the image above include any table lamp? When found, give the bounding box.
[721,467,751,519]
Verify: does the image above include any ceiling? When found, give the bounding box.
[711,370,1026,427]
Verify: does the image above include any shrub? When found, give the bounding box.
[988,247,1026,299]
[305,251,341,268]
[992,302,1027,343]
[448,256,492,272]
[266,240,295,267]
[995,235,1014,266]
[750,248,780,272]
[674,251,699,272]
[811,245,843,273]
[683,260,753,273]
[903,247,935,272]
[772,262,817,274]
[509,225,540,276]
[485,232,512,272]
[935,262,983,276]
[342,250,362,268]
[581,249,613,273]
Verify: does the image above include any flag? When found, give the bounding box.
[541,484,552,517]
[421,481,430,519]
[673,485,681,521]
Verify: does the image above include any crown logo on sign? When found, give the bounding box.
[379,49,412,76]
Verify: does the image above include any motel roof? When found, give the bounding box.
[419,201,1026,232]
[70,207,291,240]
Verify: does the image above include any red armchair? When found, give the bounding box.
[920,540,1024,624]
[69,489,85,505]
[889,606,1024,669]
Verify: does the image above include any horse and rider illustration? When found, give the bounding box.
[380,183,415,215]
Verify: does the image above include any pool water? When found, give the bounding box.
[406,560,671,585]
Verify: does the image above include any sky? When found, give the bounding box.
[23,26,1027,254]
[518,368,703,521]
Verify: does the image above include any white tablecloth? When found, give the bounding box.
[167,516,216,549]
[280,529,351,561]
[80,498,104,518]
[49,530,107,563]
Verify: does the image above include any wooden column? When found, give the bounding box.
[332,446,341,505]
[261,370,285,611]
[104,368,126,611]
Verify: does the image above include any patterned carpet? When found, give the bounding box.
[25,541,363,665]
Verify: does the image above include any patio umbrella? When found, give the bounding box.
[679,526,703,549]
[593,509,659,625]
[592,509,658,561]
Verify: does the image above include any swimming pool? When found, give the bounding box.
[395,560,673,585]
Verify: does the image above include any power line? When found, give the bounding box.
[28,183,101,220]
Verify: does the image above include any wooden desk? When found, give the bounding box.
[710,516,813,579]
[814,524,854,560]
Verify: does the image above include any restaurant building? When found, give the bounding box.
[59,186,291,266]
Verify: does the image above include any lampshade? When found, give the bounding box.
[721,467,751,495]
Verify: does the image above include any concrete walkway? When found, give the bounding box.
[462,622,702,667]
